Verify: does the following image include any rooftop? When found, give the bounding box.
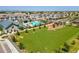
[0,20,13,29]
[73,19,79,22]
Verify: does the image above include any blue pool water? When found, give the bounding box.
[31,21,41,26]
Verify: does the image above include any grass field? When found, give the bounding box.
[16,26,79,52]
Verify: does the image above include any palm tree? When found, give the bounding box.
[18,17,24,30]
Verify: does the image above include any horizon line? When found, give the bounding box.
[0,6,79,11]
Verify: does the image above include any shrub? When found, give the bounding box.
[41,20,48,24]
[44,25,46,28]
[71,40,76,45]
[0,27,3,31]
[55,48,61,53]
[62,47,69,52]
[76,36,79,40]
[39,26,41,29]
[63,42,70,52]
[33,28,35,31]
[25,29,28,33]
[18,43,25,50]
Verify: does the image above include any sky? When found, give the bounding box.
[0,6,79,11]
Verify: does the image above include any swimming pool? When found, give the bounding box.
[31,21,41,26]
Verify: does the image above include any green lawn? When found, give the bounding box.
[16,26,79,52]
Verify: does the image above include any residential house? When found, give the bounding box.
[72,19,79,26]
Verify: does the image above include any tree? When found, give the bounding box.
[19,26,24,30]
[29,19,32,22]
[18,43,25,49]
[11,35,18,42]
[34,25,37,27]
[17,31,20,35]
[0,27,3,31]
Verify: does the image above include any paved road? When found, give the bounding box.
[0,40,12,53]
[3,42,12,53]
[0,44,4,53]
[0,39,19,53]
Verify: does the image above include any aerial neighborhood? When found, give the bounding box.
[0,12,68,34]
[0,11,79,53]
